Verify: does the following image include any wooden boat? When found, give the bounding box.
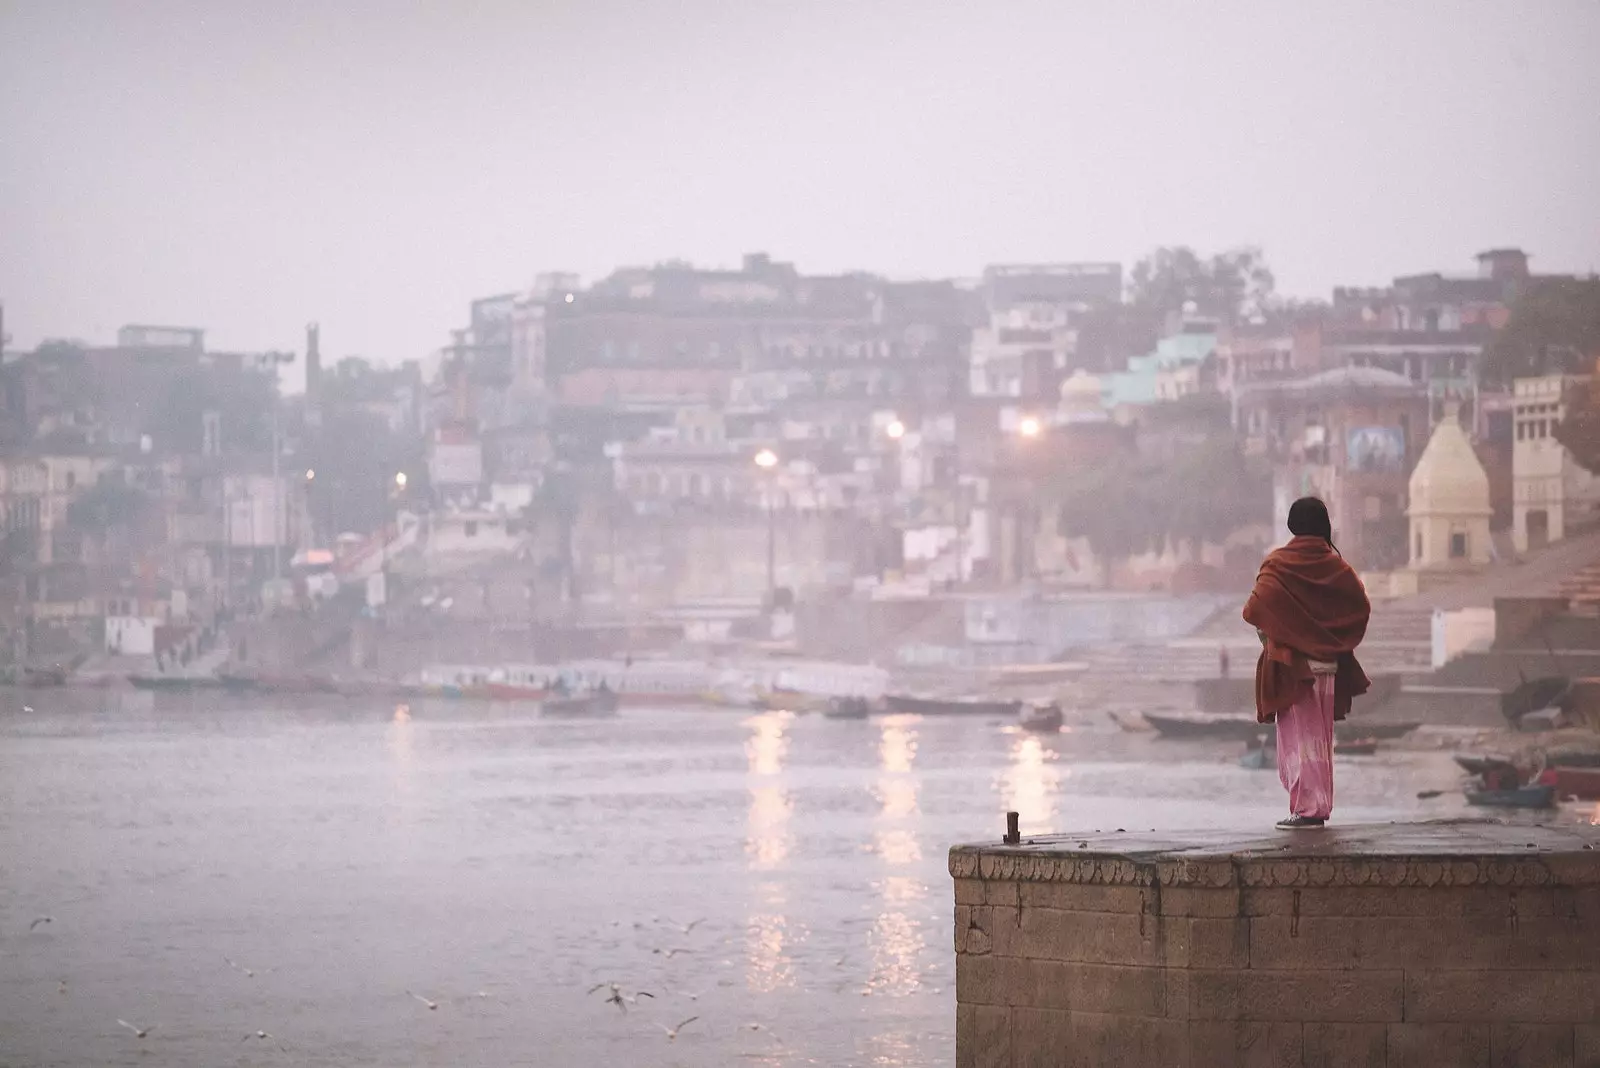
[823,696,872,720]
[1465,784,1557,809]
[1549,750,1600,769]
[1143,712,1265,742]
[1335,739,1379,757]
[1334,721,1418,743]
[217,673,264,693]
[541,689,621,717]
[21,666,68,687]
[1540,766,1600,801]
[1454,754,1520,778]
[1019,703,1064,733]
[128,674,215,691]
[883,694,1023,718]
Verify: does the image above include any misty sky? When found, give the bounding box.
[3,0,1598,379]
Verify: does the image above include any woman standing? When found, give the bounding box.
[1243,498,1372,829]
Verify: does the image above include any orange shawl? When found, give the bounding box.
[1241,536,1372,723]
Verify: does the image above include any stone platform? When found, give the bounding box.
[950,820,1600,1067]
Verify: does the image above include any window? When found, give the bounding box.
[1517,422,1526,441]
[1415,532,1423,560]
[1450,532,1467,559]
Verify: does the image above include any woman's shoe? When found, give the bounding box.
[1276,815,1326,829]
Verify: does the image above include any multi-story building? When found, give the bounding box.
[1512,372,1600,551]
[968,263,1122,401]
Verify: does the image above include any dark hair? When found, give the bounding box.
[1287,496,1335,547]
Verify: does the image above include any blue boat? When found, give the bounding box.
[1465,785,1557,809]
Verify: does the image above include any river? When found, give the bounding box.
[0,692,1475,1067]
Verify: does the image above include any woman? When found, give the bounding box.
[1242,498,1371,829]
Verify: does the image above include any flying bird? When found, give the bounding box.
[587,982,652,1013]
[657,1016,699,1041]
[29,916,53,931]
[224,957,257,977]
[664,917,706,935]
[651,947,692,959]
[406,991,438,1010]
[117,1019,150,1038]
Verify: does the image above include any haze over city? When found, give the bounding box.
[3,0,1599,371]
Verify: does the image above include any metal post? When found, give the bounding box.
[765,493,776,599]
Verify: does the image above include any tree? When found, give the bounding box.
[1483,277,1600,387]
[1127,246,1276,326]
[1056,441,1270,585]
[1555,378,1600,476]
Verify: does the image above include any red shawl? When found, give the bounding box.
[1241,536,1372,723]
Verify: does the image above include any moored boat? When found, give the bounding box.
[1335,738,1379,756]
[1539,765,1600,801]
[1465,784,1557,809]
[883,694,1022,717]
[541,688,621,717]
[1018,702,1064,733]
[1142,712,1265,742]
[823,696,872,720]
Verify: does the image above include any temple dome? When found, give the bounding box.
[1408,407,1490,518]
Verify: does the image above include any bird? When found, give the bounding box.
[22,705,34,713]
[406,991,438,1010]
[242,1030,287,1052]
[664,917,706,935]
[587,982,653,1013]
[117,1019,150,1039]
[224,957,257,977]
[743,1022,783,1044]
[56,981,67,996]
[29,916,53,931]
[657,1016,699,1041]
[651,947,692,959]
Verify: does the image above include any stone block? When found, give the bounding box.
[1386,1023,1491,1068]
[1490,1023,1575,1068]
[1188,969,1404,1022]
[957,954,1002,1006]
[1405,971,1600,1023]
[1302,1023,1388,1068]
[1187,1021,1304,1067]
[1576,1025,1600,1068]
[1249,914,1593,972]
[985,959,1169,1016]
[1162,886,1245,918]
[955,879,986,905]
[1243,886,1558,919]
[1010,1007,1187,1068]
[1004,906,1187,967]
[955,1003,1011,1068]
[1018,880,1143,913]
[1189,917,1249,969]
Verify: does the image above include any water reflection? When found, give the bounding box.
[998,733,1063,835]
[745,712,797,991]
[868,715,926,995]
[744,711,793,870]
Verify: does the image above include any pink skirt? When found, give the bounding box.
[1275,673,1336,819]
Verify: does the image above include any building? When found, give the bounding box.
[969,263,1122,401]
[1101,314,1218,418]
[1512,372,1600,551]
[1235,366,1429,568]
[1407,405,1492,572]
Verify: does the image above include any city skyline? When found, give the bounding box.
[3,0,1599,372]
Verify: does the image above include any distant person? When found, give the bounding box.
[1242,498,1371,829]
[1218,645,1230,679]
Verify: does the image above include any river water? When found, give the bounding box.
[1,692,1477,1067]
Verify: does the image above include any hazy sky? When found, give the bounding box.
[3,0,1598,376]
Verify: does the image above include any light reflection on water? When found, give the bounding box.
[998,733,1064,835]
[869,715,926,996]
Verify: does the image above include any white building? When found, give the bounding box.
[1512,372,1600,552]
[1408,405,1492,571]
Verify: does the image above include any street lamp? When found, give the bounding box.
[753,449,779,600]
[394,471,408,490]
[305,468,315,481]
[1018,415,1042,439]
[885,419,906,441]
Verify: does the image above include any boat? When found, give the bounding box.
[883,694,1023,718]
[1018,703,1064,733]
[1539,766,1600,801]
[541,688,621,717]
[1454,754,1520,778]
[127,674,216,691]
[1549,750,1600,769]
[1142,712,1266,742]
[1334,721,1418,743]
[823,696,872,720]
[1465,784,1557,809]
[1335,739,1379,757]
[216,673,264,693]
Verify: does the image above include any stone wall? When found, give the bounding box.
[951,822,1600,1067]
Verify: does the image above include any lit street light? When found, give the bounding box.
[394,471,408,489]
[885,419,906,441]
[305,468,315,481]
[1018,415,1042,439]
[753,448,778,470]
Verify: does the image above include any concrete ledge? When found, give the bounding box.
[950,820,1600,1068]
